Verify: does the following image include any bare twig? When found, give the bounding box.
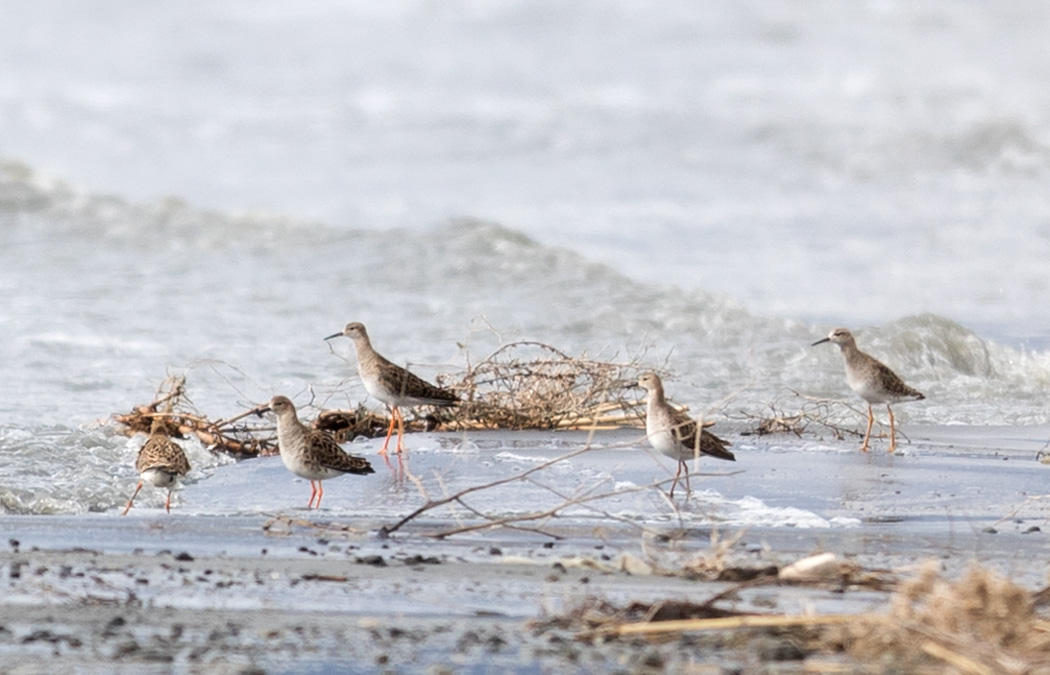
[379,444,600,537]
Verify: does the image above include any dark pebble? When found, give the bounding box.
[758,640,806,662]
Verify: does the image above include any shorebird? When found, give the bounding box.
[812,327,925,453]
[122,417,191,515]
[324,322,458,455]
[262,396,375,508]
[636,372,735,498]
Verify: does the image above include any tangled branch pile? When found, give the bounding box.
[112,377,275,457]
[438,340,645,431]
[113,342,651,455]
[731,388,869,441]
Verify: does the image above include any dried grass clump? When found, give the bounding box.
[439,341,644,431]
[546,560,1050,673]
[836,561,1050,673]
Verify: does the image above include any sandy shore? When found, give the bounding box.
[3,425,1050,672]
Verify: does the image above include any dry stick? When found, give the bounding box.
[380,443,601,537]
[920,641,997,675]
[427,470,744,539]
[128,384,184,417]
[448,497,565,540]
[261,514,369,537]
[992,494,1050,528]
[208,403,269,431]
[909,620,1019,675]
[521,475,663,537]
[579,613,856,640]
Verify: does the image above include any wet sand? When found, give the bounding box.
[3,425,1050,672]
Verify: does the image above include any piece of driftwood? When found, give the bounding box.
[112,377,276,457]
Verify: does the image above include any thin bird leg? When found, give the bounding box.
[669,461,684,499]
[379,411,398,455]
[164,489,173,514]
[315,481,325,509]
[394,407,406,454]
[860,404,875,453]
[684,460,693,496]
[121,481,144,516]
[307,481,319,509]
[887,404,897,454]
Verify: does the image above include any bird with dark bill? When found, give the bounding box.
[324,322,458,455]
[262,395,375,509]
[812,327,925,453]
[636,372,735,498]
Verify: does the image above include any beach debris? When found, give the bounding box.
[112,377,276,458]
[112,340,653,459]
[732,388,912,445]
[619,553,655,576]
[778,552,842,583]
[835,561,1050,673]
[440,340,646,431]
[542,560,1050,673]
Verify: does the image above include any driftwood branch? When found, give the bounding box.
[379,443,600,537]
[379,436,744,540]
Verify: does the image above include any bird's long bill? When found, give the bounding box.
[811,337,830,346]
[323,331,343,341]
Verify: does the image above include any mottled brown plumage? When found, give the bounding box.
[265,396,374,508]
[122,420,191,515]
[812,327,925,453]
[325,322,457,455]
[637,372,734,498]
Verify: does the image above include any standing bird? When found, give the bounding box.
[262,396,375,509]
[122,417,191,515]
[636,372,735,498]
[324,322,458,455]
[812,327,925,453]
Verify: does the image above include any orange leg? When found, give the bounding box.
[314,481,325,508]
[393,407,406,454]
[164,489,173,514]
[379,412,398,455]
[887,405,897,453]
[122,481,144,516]
[860,404,874,452]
